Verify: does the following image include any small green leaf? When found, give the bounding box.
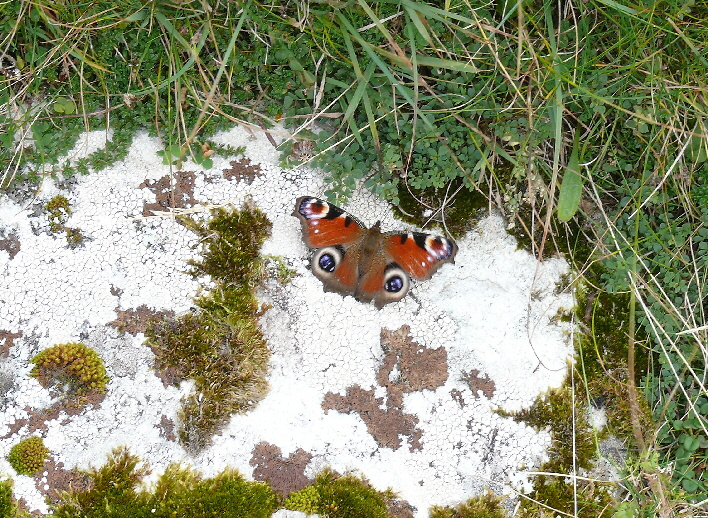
[557,128,583,222]
[682,476,699,493]
[612,501,638,518]
[682,434,701,452]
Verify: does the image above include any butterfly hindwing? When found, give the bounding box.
[311,243,359,294]
[356,256,411,308]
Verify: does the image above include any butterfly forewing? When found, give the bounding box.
[384,232,457,280]
[293,196,365,249]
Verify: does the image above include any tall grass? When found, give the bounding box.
[2,0,708,514]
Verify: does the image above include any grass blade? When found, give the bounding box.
[557,128,583,222]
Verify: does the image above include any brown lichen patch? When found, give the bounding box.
[0,392,104,440]
[322,385,422,451]
[461,369,496,399]
[249,441,313,497]
[386,497,416,518]
[222,158,263,184]
[139,171,197,217]
[0,405,67,440]
[153,365,184,388]
[34,456,92,506]
[0,329,22,358]
[378,325,448,393]
[450,388,466,407]
[15,497,40,517]
[0,230,20,259]
[158,414,176,441]
[107,305,175,336]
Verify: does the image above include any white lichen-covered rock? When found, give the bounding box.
[0,125,573,517]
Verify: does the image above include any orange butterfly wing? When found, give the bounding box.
[293,196,365,249]
[384,232,457,280]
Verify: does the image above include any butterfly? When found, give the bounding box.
[293,196,458,308]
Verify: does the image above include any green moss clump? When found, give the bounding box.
[513,381,596,474]
[45,195,71,232]
[152,465,278,518]
[7,437,50,476]
[30,342,109,396]
[53,446,149,518]
[52,447,278,518]
[44,196,85,247]
[0,478,17,518]
[429,490,510,518]
[284,484,320,514]
[284,469,395,518]
[145,204,272,453]
[65,227,85,248]
[264,255,297,284]
[578,289,652,440]
[182,203,272,286]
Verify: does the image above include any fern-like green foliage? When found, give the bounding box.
[285,469,395,518]
[600,173,708,499]
[7,437,50,476]
[30,342,109,396]
[145,204,272,453]
[52,447,278,518]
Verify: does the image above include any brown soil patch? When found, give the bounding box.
[222,158,262,184]
[249,441,313,497]
[0,230,20,259]
[461,369,496,399]
[15,497,40,517]
[107,305,175,336]
[289,141,314,162]
[153,365,184,388]
[0,329,22,358]
[34,455,92,507]
[386,497,416,518]
[322,325,448,452]
[139,171,197,218]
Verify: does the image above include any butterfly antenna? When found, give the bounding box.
[440,179,458,237]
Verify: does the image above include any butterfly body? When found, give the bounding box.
[293,196,457,308]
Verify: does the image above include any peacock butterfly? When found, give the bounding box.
[293,196,458,308]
